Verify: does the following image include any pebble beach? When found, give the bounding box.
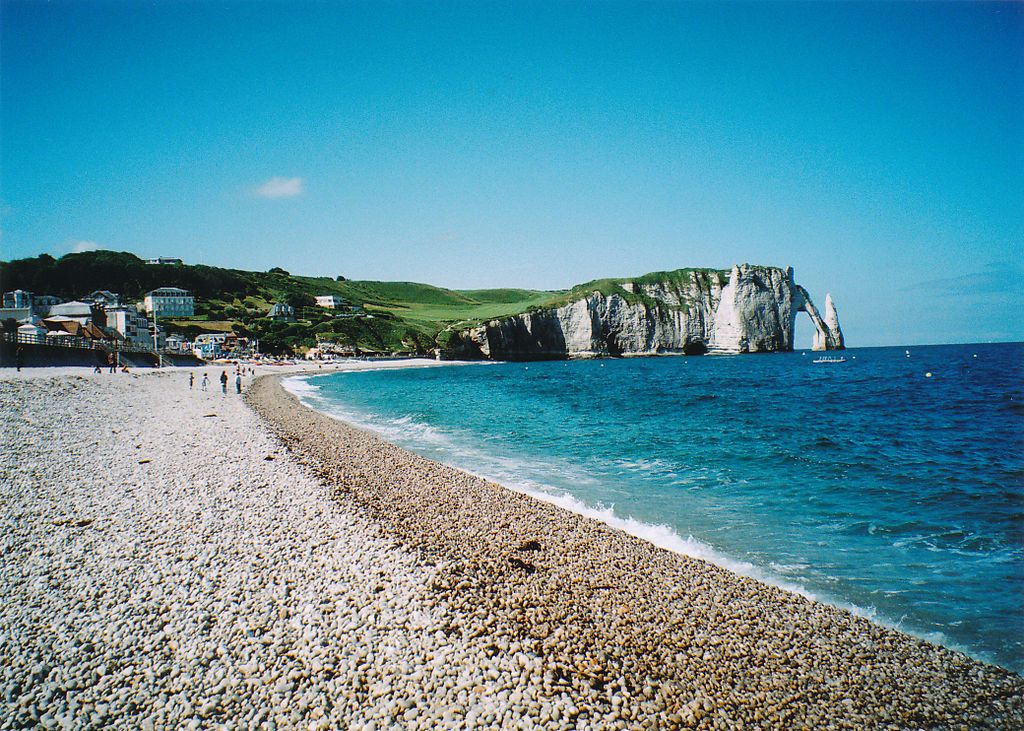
[2,365,1022,730]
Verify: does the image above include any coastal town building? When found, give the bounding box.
[43,318,112,343]
[1,291,68,321]
[0,306,33,323]
[31,295,63,314]
[192,332,228,359]
[143,287,194,318]
[2,290,32,309]
[105,305,152,347]
[17,322,47,343]
[267,302,295,322]
[47,301,99,325]
[314,295,346,309]
[164,334,190,352]
[86,290,121,307]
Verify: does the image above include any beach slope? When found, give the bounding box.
[1,368,1020,730]
[249,373,1023,729]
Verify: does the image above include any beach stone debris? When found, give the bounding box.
[516,539,542,552]
[508,557,536,574]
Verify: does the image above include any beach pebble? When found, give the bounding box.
[0,368,1020,730]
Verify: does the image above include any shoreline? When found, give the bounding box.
[0,356,455,381]
[248,372,1023,728]
[280,363,1010,673]
[2,366,1021,729]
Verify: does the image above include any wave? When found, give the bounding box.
[283,375,321,397]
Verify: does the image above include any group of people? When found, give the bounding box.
[92,353,129,374]
[190,366,253,394]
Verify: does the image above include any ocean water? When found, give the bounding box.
[286,342,1024,674]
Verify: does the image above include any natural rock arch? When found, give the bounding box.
[794,286,845,351]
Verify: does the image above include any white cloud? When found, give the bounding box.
[254,176,304,199]
[70,240,99,253]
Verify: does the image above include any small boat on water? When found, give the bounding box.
[813,356,847,364]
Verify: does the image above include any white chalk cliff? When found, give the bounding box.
[443,264,844,360]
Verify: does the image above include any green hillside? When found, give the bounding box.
[0,251,561,355]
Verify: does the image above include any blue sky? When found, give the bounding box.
[2,1,1021,346]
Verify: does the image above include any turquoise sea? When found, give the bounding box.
[286,342,1024,674]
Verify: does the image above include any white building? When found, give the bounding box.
[31,295,63,315]
[105,305,152,347]
[143,287,194,318]
[146,257,184,265]
[47,301,95,324]
[86,290,121,307]
[267,302,295,321]
[165,334,190,352]
[192,333,228,359]
[315,295,346,309]
[0,306,32,322]
[2,289,32,308]
[17,322,47,343]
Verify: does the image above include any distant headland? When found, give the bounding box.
[0,251,843,360]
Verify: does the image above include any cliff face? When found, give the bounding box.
[443,264,844,360]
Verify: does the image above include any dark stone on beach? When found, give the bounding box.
[508,557,536,574]
[516,539,542,552]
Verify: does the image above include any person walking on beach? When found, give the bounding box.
[201,373,209,391]
[235,371,242,394]
[189,372,195,389]
[220,370,228,394]
[15,346,24,372]
[107,352,115,373]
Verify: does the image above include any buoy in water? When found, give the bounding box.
[925,372,932,378]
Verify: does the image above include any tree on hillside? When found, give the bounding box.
[0,250,260,300]
[284,291,315,310]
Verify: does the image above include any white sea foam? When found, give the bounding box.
[282,375,322,397]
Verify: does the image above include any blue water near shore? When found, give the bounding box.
[287,342,1024,673]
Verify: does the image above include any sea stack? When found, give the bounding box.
[823,293,846,350]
